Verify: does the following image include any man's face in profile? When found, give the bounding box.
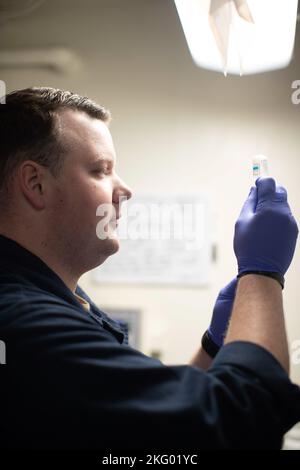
[47,109,132,273]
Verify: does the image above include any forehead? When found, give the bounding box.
[57,109,115,163]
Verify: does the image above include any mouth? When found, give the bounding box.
[108,210,121,228]
[109,217,120,227]
[113,213,121,222]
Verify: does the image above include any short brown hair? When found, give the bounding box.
[0,86,111,209]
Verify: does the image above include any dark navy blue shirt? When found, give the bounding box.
[0,234,300,450]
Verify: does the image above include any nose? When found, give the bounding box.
[113,176,133,205]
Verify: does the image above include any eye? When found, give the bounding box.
[91,160,114,177]
[93,165,110,176]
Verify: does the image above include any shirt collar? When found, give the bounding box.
[0,234,82,309]
[0,234,126,343]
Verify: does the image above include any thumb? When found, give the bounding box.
[256,177,276,203]
[239,186,257,217]
[219,277,238,299]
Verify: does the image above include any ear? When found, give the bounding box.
[17,160,47,211]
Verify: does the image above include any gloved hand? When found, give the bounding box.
[207,277,238,349]
[234,177,298,279]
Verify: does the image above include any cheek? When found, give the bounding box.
[74,181,114,230]
[67,174,112,204]
[86,181,113,208]
[53,172,113,223]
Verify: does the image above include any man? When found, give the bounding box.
[0,87,299,450]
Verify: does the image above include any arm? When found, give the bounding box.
[227,177,299,374]
[194,178,297,374]
[189,345,213,370]
[225,274,289,373]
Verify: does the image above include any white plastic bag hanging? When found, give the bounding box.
[174,0,299,75]
[209,0,254,75]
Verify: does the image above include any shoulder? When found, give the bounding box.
[0,281,93,329]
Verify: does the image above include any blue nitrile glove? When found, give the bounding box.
[207,277,238,348]
[234,177,298,282]
[201,277,238,357]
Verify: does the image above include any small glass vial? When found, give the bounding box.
[252,155,269,179]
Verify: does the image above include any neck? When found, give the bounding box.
[0,228,79,293]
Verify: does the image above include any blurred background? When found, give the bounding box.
[0,0,300,432]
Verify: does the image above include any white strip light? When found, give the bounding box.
[0,48,81,74]
[174,0,299,75]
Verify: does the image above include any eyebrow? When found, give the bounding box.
[92,156,115,165]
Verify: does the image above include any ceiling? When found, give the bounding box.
[0,0,299,116]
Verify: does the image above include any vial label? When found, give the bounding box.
[252,155,269,179]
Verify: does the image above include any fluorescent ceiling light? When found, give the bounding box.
[174,0,299,75]
[0,48,81,74]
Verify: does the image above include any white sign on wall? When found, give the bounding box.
[91,193,213,286]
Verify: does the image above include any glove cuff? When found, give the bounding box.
[237,270,284,289]
[201,330,220,358]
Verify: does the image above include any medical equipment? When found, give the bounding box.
[252,155,268,179]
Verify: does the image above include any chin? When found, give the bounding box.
[101,237,120,257]
[91,240,119,269]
